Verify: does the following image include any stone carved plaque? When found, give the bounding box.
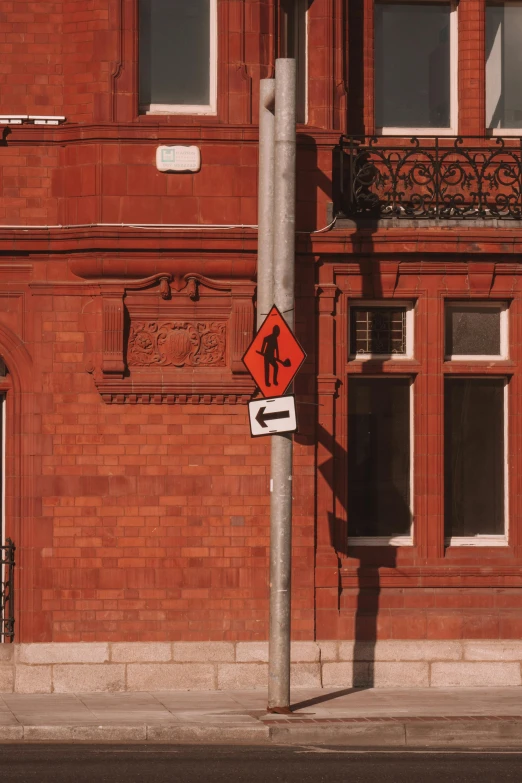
[128,320,226,368]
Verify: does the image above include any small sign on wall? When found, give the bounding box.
[156,145,201,173]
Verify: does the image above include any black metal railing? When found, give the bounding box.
[337,136,522,220]
[1,539,15,642]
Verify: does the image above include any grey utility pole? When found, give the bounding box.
[257,59,297,713]
[257,78,276,328]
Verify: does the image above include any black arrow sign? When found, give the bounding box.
[255,406,291,429]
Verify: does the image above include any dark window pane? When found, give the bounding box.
[139,0,211,108]
[375,2,451,128]
[445,305,502,356]
[348,378,411,537]
[350,307,407,355]
[487,3,522,129]
[445,379,505,537]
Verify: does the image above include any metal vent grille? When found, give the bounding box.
[350,307,407,356]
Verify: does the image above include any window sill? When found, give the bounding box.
[347,359,421,373]
[445,536,508,547]
[349,354,414,361]
[443,361,515,374]
[445,356,508,362]
[490,129,522,137]
[140,105,217,117]
[376,128,457,137]
[348,536,413,547]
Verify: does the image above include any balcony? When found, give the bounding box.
[1,539,15,642]
[336,136,522,222]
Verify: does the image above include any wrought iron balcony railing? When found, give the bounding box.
[337,136,522,221]
[1,539,15,642]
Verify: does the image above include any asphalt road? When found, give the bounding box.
[1,745,522,782]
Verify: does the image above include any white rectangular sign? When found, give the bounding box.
[156,145,201,173]
[248,395,298,437]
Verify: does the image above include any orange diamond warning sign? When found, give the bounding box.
[242,306,306,397]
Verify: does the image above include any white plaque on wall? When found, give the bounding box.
[156,145,201,173]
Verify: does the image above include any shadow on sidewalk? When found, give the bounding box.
[291,687,359,711]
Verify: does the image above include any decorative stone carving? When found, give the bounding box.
[31,269,257,402]
[128,321,226,368]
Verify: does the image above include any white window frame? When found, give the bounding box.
[444,301,508,361]
[445,377,509,547]
[376,0,459,137]
[486,1,522,136]
[348,375,414,547]
[349,301,415,361]
[140,0,218,116]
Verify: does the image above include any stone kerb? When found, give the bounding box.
[1,640,522,692]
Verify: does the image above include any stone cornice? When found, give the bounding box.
[2,123,342,148]
[1,225,522,259]
[0,228,259,258]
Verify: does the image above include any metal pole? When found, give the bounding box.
[268,58,297,712]
[257,79,276,329]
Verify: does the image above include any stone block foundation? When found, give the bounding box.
[1,641,522,693]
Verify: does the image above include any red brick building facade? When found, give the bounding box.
[2,0,522,691]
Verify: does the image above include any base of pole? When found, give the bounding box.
[266,705,293,714]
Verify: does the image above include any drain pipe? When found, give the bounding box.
[257,79,276,328]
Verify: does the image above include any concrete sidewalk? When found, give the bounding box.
[2,687,522,746]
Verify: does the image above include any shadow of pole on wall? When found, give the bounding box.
[315,215,409,690]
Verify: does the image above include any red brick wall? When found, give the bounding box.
[0,0,337,231]
[459,0,485,134]
[9,277,316,643]
[0,1,62,224]
[0,145,58,224]
[1,0,522,647]
[63,0,113,123]
[0,1,63,116]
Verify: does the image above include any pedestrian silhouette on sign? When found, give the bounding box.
[260,325,291,387]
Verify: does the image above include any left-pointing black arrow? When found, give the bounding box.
[255,406,291,428]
